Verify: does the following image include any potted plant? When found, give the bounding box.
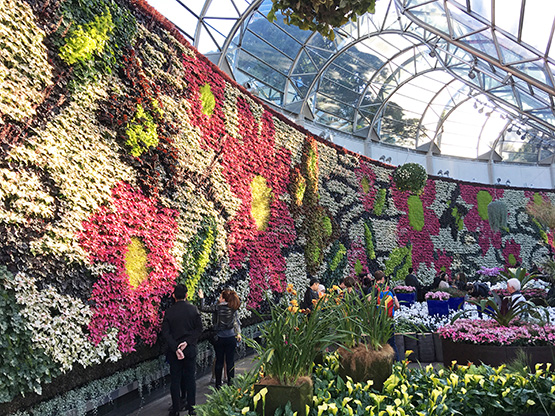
[425,291,450,317]
[330,289,395,389]
[393,285,417,306]
[247,285,341,416]
[443,287,466,311]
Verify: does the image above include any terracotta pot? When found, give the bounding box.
[441,338,555,367]
[254,378,312,416]
[337,343,394,390]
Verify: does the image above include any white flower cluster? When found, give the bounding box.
[8,77,136,264]
[395,301,482,332]
[5,272,122,371]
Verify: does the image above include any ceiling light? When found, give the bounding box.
[385,157,392,163]
[437,170,443,176]
[507,126,513,133]
[429,49,436,58]
[468,69,476,79]
[379,155,386,161]
[478,107,484,114]
[497,178,502,183]
[506,180,511,186]
[444,170,449,177]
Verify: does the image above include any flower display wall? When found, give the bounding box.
[0,0,554,411]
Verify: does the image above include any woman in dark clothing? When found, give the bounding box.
[198,288,241,388]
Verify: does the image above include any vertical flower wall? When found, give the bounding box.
[0,0,554,410]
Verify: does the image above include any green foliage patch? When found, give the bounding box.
[407,194,424,231]
[373,188,386,216]
[384,245,412,282]
[477,190,492,220]
[0,266,59,403]
[125,103,159,156]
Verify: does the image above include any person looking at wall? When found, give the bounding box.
[198,288,242,389]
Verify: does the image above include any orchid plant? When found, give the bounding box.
[425,291,450,301]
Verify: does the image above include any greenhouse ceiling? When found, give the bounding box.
[145,0,555,164]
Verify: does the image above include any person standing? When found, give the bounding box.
[198,288,241,389]
[302,277,320,310]
[404,267,422,300]
[162,284,203,416]
[373,271,400,361]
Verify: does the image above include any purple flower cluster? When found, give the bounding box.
[476,266,504,277]
[425,291,450,301]
[394,285,416,294]
[438,319,555,346]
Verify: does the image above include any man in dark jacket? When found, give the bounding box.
[404,268,423,301]
[302,277,320,310]
[162,284,203,416]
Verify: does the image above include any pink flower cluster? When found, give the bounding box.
[79,182,179,352]
[425,291,451,301]
[438,319,555,346]
[394,285,416,294]
[493,288,547,299]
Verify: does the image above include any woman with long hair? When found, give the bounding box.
[198,288,241,388]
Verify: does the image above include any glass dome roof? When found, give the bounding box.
[145,0,555,164]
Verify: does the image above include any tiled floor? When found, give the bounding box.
[101,355,259,416]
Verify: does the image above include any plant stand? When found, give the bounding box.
[441,339,555,367]
[448,297,465,311]
[396,292,416,306]
[427,299,449,317]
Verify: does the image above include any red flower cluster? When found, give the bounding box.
[182,53,296,307]
[78,182,179,352]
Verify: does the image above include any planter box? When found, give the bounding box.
[394,333,405,359]
[254,381,312,416]
[403,333,418,361]
[396,292,416,306]
[448,297,465,311]
[441,338,555,367]
[433,333,443,363]
[427,299,449,317]
[418,333,435,363]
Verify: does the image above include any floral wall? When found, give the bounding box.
[0,0,553,410]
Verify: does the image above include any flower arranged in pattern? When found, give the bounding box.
[78,182,179,352]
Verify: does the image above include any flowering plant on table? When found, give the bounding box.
[394,285,416,294]
[476,266,504,278]
[425,291,450,301]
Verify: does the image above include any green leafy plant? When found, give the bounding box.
[476,190,492,220]
[245,288,342,386]
[500,267,538,290]
[125,103,159,157]
[407,194,424,231]
[59,10,114,65]
[364,221,376,261]
[384,245,412,282]
[391,163,427,194]
[373,188,386,216]
[267,0,377,40]
[327,289,393,351]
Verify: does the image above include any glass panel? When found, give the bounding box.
[469,0,491,21]
[462,30,499,57]
[146,1,199,40]
[521,0,555,55]
[197,26,220,54]
[447,3,488,39]
[494,31,537,65]
[319,78,361,107]
[511,60,552,87]
[494,0,522,37]
[248,18,302,59]
[236,50,287,90]
[204,17,237,42]
[242,31,293,74]
[410,2,450,34]
[289,74,314,97]
[306,48,333,70]
[315,93,355,120]
[291,50,317,75]
[207,0,241,19]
